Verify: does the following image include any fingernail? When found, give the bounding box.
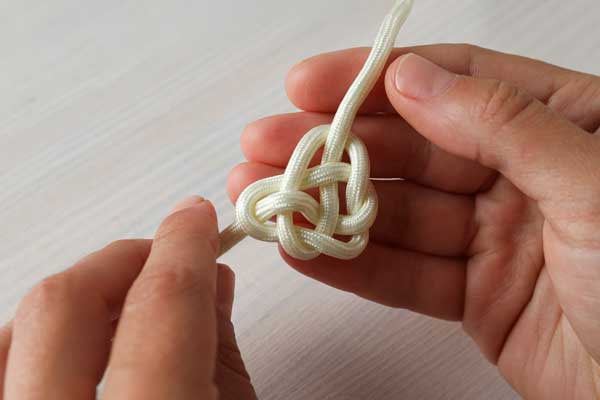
[170,196,205,215]
[394,53,457,99]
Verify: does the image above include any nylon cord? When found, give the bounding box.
[218,0,414,260]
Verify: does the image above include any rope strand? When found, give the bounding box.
[218,0,414,260]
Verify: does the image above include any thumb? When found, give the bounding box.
[385,54,600,362]
[384,53,600,206]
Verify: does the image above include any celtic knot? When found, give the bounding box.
[218,0,414,260]
[235,125,378,260]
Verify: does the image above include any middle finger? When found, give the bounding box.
[228,162,476,257]
[241,112,495,194]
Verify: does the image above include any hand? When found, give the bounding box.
[228,44,600,399]
[0,197,257,399]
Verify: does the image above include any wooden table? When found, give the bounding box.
[2,0,599,398]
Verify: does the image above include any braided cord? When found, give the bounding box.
[219,0,414,260]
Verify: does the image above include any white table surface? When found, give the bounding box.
[2,0,599,398]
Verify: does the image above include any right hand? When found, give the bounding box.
[228,44,600,399]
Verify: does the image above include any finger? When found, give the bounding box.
[386,54,600,360]
[217,264,235,319]
[215,317,257,400]
[103,197,220,400]
[0,322,11,399]
[385,53,599,212]
[281,243,466,320]
[242,112,494,193]
[227,163,476,257]
[4,240,152,399]
[214,267,258,400]
[287,45,600,131]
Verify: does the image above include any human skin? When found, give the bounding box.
[1,44,599,400]
[227,44,600,399]
[0,197,257,399]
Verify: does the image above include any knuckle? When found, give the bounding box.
[155,212,191,243]
[128,263,213,305]
[478,80,538,128]
[16,274,72,321]
[75,239,133,265]
[548,74,600,131]
[459,43,484,77]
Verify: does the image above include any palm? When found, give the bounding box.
[466,177,599,398]
[463,178,581,398]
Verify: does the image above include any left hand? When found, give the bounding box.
[0,197,257,400]
[227,44,600,399]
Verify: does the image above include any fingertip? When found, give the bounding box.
[286,50,354,112]
[160,198,219,254]
[241,115,290,163]
[201,199,218,222]
[285,56,315,110]
[240,119,266,161]
[170,195,206,215]
[227,162,284,204]
[384,53,411,102]
[243,113,334,169]
[389,53,459,101]
[287,48,396,114]
[226,163,250,203]
[178,198,217,223]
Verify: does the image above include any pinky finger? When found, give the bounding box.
[0,322,11,399]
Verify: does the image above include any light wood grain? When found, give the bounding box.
[1,0,599,398]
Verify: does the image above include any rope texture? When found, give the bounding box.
[219,0,414,260]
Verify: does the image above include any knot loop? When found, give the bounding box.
[218,0,414,260]
[235,125,378,260]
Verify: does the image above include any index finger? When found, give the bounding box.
[287,44,598,130]
[103,197,220,400]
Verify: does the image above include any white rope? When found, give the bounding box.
[218,0,414,260]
